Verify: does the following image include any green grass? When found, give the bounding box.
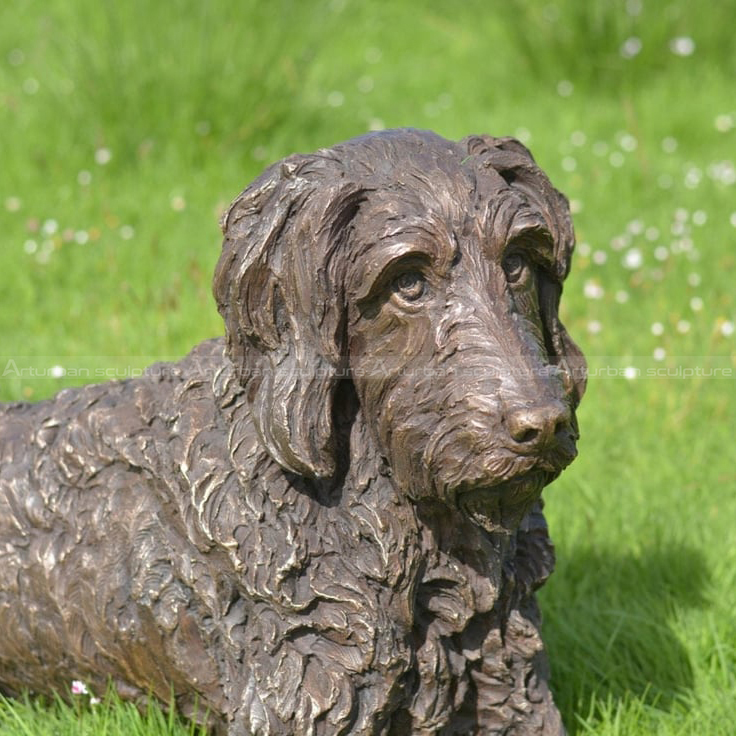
[0,685,208,736]
[1,0,735,733]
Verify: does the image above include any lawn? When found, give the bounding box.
[1,0,734,733]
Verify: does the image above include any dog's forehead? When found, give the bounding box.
[352,173,546,261]
[306,129,571,279]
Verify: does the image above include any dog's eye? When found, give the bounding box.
[502,253,531,285]
[392,271,426,302]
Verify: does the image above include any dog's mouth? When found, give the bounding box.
[456,470,548,535]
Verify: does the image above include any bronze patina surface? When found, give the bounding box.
[0,129,586,735]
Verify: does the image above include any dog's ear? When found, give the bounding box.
[214,155,364,480]
[461,134,587,405]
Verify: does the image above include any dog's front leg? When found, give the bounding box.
[471,602,566,736]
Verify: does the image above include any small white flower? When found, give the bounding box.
[74,231,89,245]
[661,137,678,153]
[570,130,586,147]
[569,199,583,214]
[368,117,385,132]
[557,80,574,97]
[326,91,344,108]
[645,227,660,241]
[90,696,101,705]
[610,235,629,251]
[562,156,577,172]
[95,147,112,165]
[50,365,65,378]
[357,76,374,93]
[623,366,639,380]
[615,290,630,303]
[71,680,88,695]
[170,195,186,211]
[42,219,59,236]
[653,347,666,361]
[5,196,21,212]
[730,213,736,228]
[24,239,38,254]
[654,246,669,261]
[576,241,591,257]
[623,248,643,269]
[714,114,734,133]
[690,297,704,312]
[23,77,39,95]
[713,162,736,185]
[620,36,642,59]
[688,272,701,287]
[720,321,734,337]
[669,36,696,57]
[627,219,644,235]
[587,320,603,334]
[651,322,665,336]
[619,134,638,152]
[677,320,691,334]
[675,203,692,221]
[583,280,604,300]
[609,151,625,168]
[684,168,702,189]
[671,221,686,236]
[120,225,135,240]
[592,250,607,265]
[77,170,92,186]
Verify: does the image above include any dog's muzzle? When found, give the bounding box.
[457,469,548,534]
[455,401,578,534]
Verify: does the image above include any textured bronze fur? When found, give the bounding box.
[0,130,586,734]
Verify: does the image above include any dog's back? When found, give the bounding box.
[0,339,231,719]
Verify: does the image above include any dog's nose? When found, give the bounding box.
[506,402,571,450]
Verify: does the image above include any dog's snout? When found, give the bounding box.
[506,402,571,450]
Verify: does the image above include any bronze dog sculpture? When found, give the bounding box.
[0,130,585,734]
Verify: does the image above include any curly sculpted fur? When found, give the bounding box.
[0,130,585,735]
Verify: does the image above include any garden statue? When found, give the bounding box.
[0,129,586,734]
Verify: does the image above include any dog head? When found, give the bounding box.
[214,129,585,532]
